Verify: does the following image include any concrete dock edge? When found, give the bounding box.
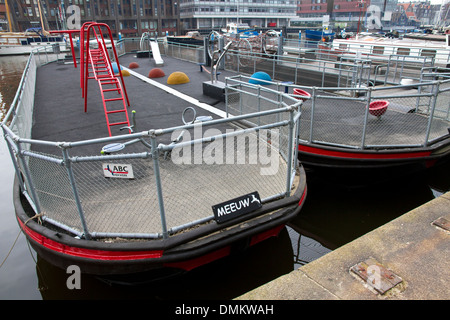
[237,192,450,300]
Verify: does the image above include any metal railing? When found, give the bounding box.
[225,74,450,151]
[1,47,302,241]
[113,37,450,150]
[111,38,450,150]
[3,39,449,242]
[114,37,440,89]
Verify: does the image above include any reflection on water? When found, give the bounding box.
[29,161,448,300]
[33,226,333,300]
[36,227,296,300]
[0,55,449,300]
[292,166,441,250]
[0,55,28,120]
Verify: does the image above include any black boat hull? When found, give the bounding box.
[15,165,307,276]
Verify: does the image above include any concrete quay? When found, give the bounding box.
[237,192,450,300]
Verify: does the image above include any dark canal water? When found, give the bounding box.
[0,55,448,300]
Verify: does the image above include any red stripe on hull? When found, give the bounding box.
[17,218,163,261]
[299,144,431,160]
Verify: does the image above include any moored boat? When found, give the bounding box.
[1,23,307,278]
[304,28,335,42]
[332,32,450,66]
[0,28,67,56]
[166,31,205,46]
[222,23,259,39]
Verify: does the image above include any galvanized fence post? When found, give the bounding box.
[293,104,301,168]
[424,81,440,146]
[258,86,261,126]
[321,61,326,87]
[285,108,295,197]
[360,87,372,149]
[225,79,229,117]
[15,143,43,215]
[150,131,169,239]
[2,132,26,195]
[61,148,91,240]
[272,54,276,79]
[309,87,317,142]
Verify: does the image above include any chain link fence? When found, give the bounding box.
[224,73,450,150]
[2,39,449,243]
[2,53,302,240]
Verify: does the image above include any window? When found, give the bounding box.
[397,48,410,56]
[421,49,436,58]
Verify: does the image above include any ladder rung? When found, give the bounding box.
[99,79,119,84]
[104,98,123,102]
[103,88,121,92]
[106,109,126,114]
[109,121,129,127]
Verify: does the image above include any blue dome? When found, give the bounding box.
[111,62,123,74]
[249,71,272,85]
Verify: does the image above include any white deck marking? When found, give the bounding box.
[125,68,228,119]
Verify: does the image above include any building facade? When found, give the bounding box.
[3,0,297,35]
[391,1,446,28]
[179,0,298,30]
[3,0,179,36]
[295,0,399,31]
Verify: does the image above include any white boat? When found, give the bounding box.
[332,32,450,66]
[0,29,68,56]
[1,0,67,56]
[166,31,205,46]
[221,23,259,38]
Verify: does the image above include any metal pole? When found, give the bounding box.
[424,82,440,146]
[258,86,261,126]
[150,131,169,239]
[14,141,43,216]
[360,87,371,149]
[293,105,301,170]
[309,87,317,142]
[3,133,26,198]
[225,80,229,117]
[61,148,91,239]
[285,109,295,196]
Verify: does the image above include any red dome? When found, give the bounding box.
[128,62,139,69]
[148,68,165,78]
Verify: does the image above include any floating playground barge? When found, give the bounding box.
[2,26,450,277]
[2,24,306,276]
[219,35,450,171]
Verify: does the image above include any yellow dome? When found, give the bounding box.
[119,69,130,77]
[167,71,190,85]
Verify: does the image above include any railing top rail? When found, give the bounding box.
[225,73,444,94]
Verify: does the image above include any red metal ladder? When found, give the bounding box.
[80,22,131,136]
